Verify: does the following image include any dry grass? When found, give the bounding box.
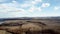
[0,30,12,34]
[0,19,60,34]
[0,30,6,34]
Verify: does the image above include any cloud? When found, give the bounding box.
[28,6,42,12]
[21,0,42,8]
[35,0,42,2]
[41,3,50,7]
[20,0,42,11]
[0,0,43,18]
[0,0,24,13]
[31,0,42,4]
[54,6,60,10]
[20,3,31,8]
[0,0,29,18]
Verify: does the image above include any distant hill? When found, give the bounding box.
[0,17,60,22]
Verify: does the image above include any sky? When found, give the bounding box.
[0,0,60,18]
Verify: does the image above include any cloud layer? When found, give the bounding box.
[0,0,60,18]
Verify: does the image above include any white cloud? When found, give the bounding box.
[24,0,42,5]
[31,0,42,4]
[41,3,50,7]
[19,0,42,12]
[35,0,42,2]
[20,3,31,8]
[12,0,16,3]
[0,0,30,18]
[54,6,60,10]
[28,6,42,12]
[0,0,43,18]
[0,0,24,13]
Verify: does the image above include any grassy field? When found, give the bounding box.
[0,19,60,34]
[0,30,6,34]
[0,30,12,34]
